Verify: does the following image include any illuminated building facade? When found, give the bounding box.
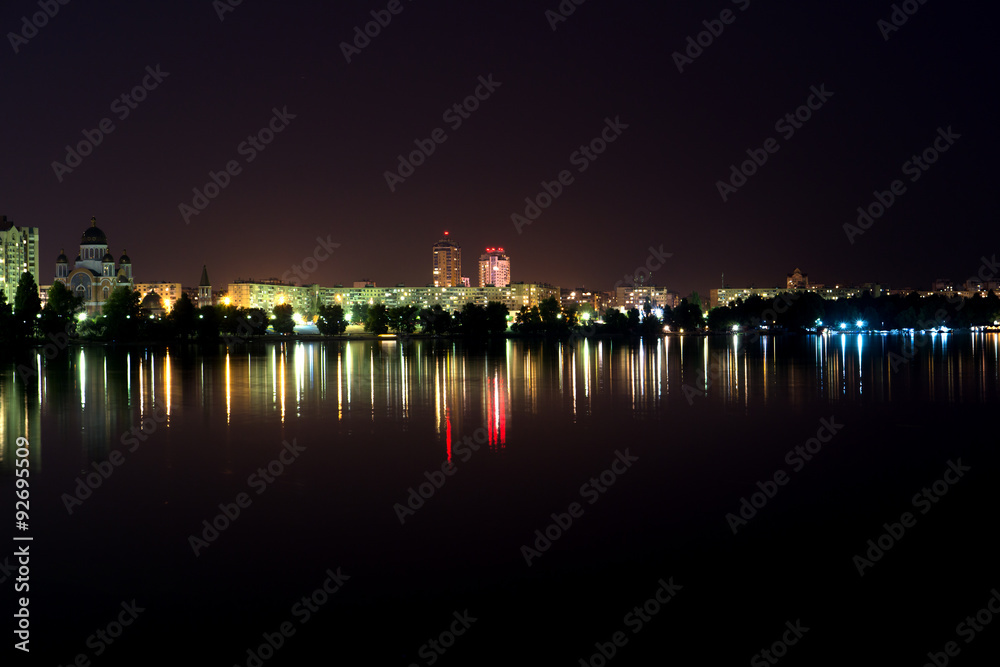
[0,215,40,304]
[432,232,462,287]
[134,282,183,311]
[54,217,134,316]
[615,285,678,311]
[478,247,511,287]
[228,281,559,314]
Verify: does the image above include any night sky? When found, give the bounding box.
[2,0,994,297]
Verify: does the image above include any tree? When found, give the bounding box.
[317,304,347,335]
[365,303,389,334]
[12,271,42,339]
[539,296,562,329]
[513,305,542,334]
[170,292,196,339]
[102,286,141,341]
[192,306,219,340]
[273,303,295,334]
[485,301,510,336]
[669,298,703,331]
[600,308,629,335]
[419,305,453,335]
[387,305,418,334]
[351,303,369,327]
[244,308,269,336]
[707,306,735,332]
[639,312,663,337]
[40,281,84,338]
[459,303,488,337]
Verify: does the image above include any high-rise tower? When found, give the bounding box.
[432,231,462,288]
[0,215,40,304]
[478,247,510,287]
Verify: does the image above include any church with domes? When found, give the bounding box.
[54,216,134,315]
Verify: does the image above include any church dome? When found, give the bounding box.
[140,293,163,310]
[57,248,68,263]
[102,251,115,262]
[119,249,131,264]
[81,216,108,245]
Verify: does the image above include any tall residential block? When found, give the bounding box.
[0,215,40,304]
[478,247,511,287]
[432,231,462,288]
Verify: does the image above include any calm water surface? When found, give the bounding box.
[2,333,998,664]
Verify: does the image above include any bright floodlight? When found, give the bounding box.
[856,320,865,328]
[839,322,847,329]
[77,312,87,321]
[731,324,740,331]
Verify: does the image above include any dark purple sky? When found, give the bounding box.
[2,0,994,297]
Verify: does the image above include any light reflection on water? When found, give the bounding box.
[2,332,999,467]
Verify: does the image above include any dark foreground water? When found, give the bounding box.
[2,333,999,665]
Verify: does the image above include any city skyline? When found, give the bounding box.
[6,214,995,306]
